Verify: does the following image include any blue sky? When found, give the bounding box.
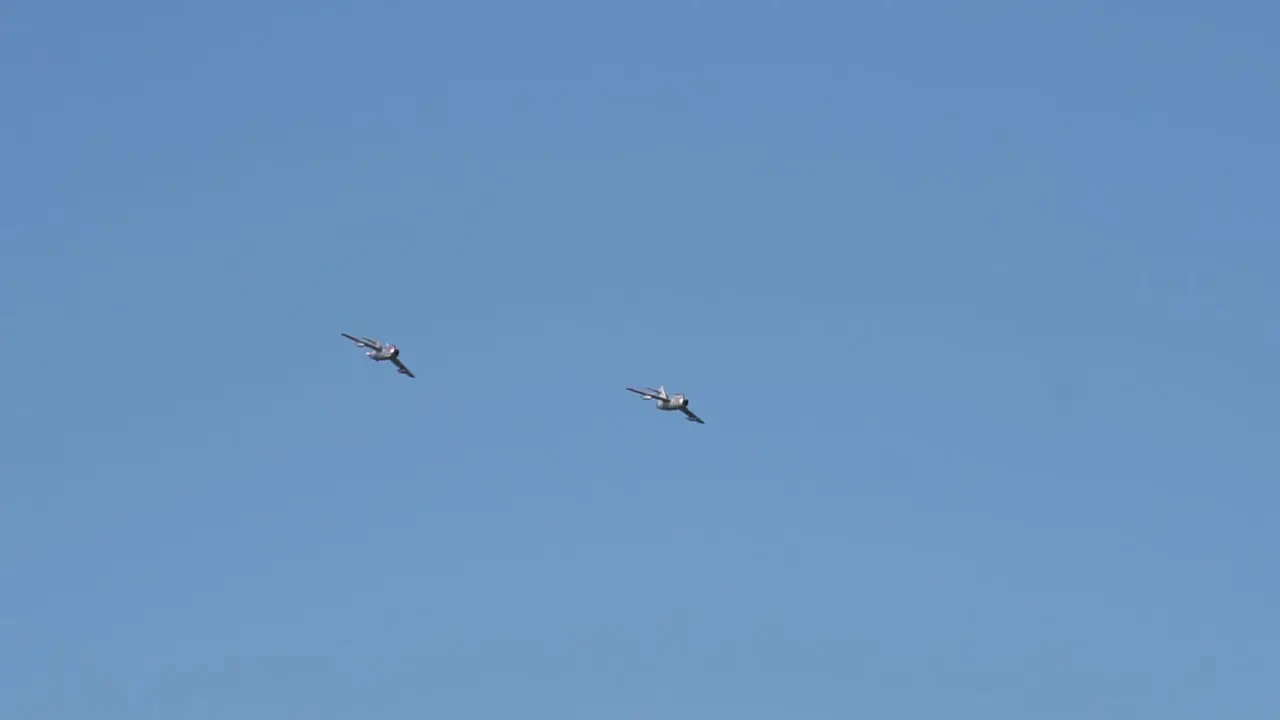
[3,1,1277,717]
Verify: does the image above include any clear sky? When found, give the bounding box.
[3,1,1277,718]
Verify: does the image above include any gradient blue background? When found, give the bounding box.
[3,2,1277,718]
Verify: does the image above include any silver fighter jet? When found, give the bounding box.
[341,333,415,378]
[625,385,705,424]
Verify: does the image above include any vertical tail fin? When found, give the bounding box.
[658,385,667,399]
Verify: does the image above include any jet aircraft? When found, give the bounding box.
[625,385,705,424]
[341,333,415,378]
